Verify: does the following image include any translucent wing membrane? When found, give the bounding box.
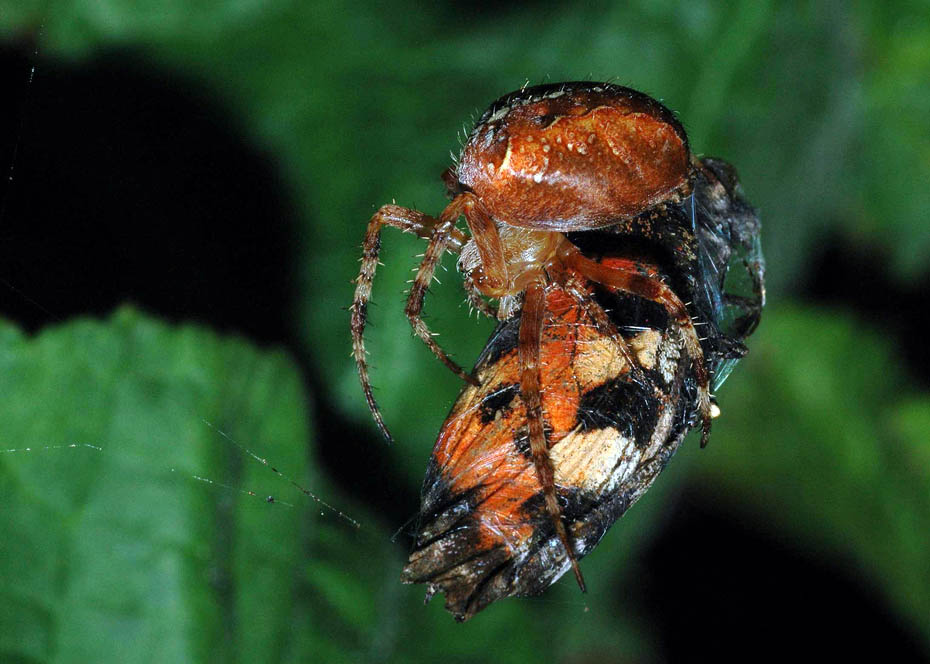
[691,157,766,391]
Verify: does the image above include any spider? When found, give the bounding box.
[351,82,713,592]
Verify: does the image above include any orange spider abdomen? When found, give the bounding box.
[457,83,692,231]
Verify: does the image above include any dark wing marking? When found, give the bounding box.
[402,279,697,621]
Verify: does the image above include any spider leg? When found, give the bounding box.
[558,269,652,390]
[455,191,508,319]
[463,275,499,319]
[352,204,467,443]
[520,280,587,593]
[458,192,509,291]
[562,247,713,447]
[404,197,482,391]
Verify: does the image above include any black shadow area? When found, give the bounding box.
[804,233,930,386]
[0,43,292,341]
[633,487,927,661]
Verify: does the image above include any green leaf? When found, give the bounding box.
[0,309,328,663]
[858,3,930,277]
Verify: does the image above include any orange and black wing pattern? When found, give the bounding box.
[401,270,697,620]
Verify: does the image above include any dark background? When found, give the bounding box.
[2,2,929,662]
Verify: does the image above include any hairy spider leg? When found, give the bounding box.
[559,269,654,392]
[462,275,499,319]
[562,247,713,447]
[519,280,587,593]
[404,199,481,390]
[456,192,509,291]
[352,204,469,443]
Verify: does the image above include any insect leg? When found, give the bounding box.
[519,280,587,593]
[404,201,481,389]
[352,205,467,443]
[562,248,713,447]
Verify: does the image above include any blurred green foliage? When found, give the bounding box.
[2,1,930,661]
